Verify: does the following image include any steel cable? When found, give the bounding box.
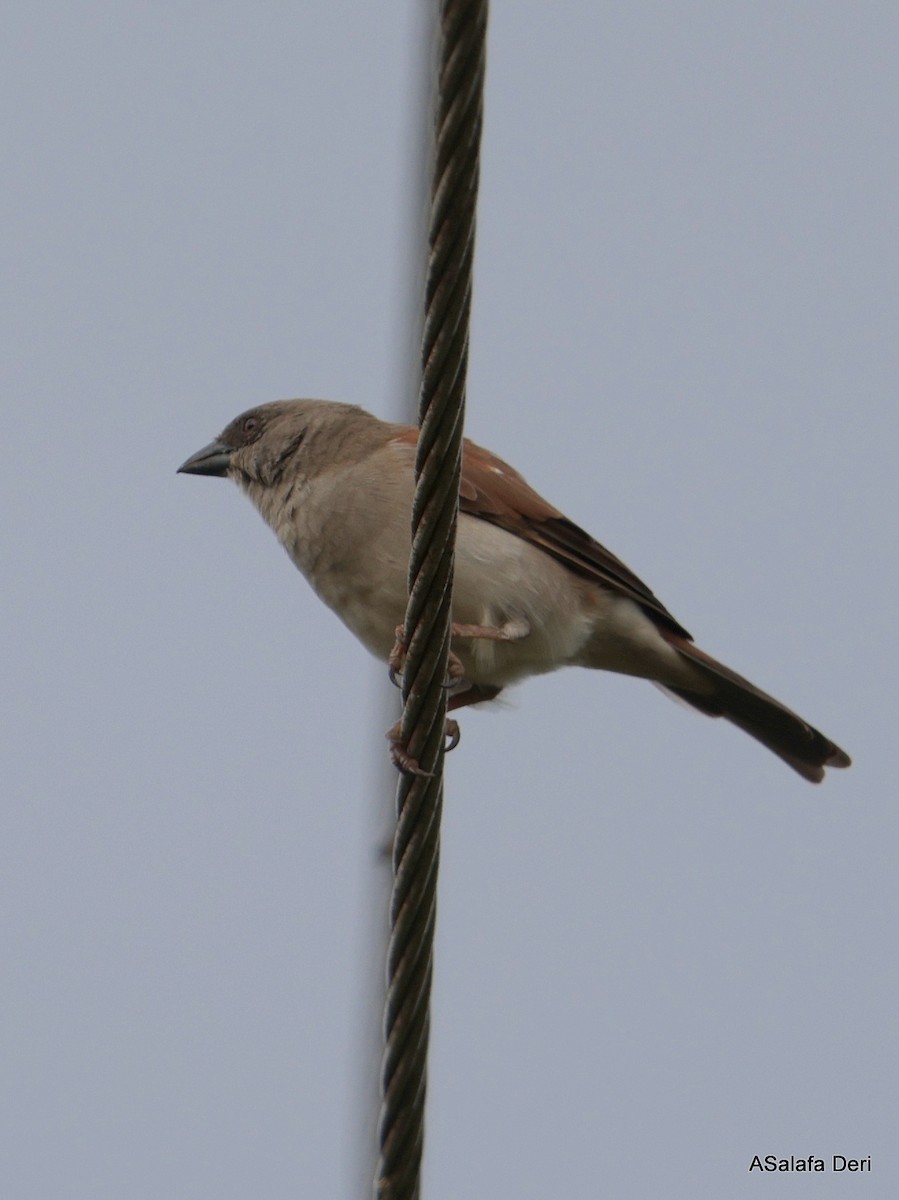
[375,2,488,1196]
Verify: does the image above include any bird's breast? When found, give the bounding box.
[265,465,412,660]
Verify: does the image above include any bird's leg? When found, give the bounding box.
[385,618,521,773]
[390,617,528,687]
[450,617,530,644]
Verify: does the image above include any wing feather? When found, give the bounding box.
[389,428,692,639]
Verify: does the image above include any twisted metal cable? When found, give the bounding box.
[376,2,488,1197]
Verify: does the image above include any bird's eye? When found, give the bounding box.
[243,416,259,435]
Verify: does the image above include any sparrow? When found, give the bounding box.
[178,399,850,782]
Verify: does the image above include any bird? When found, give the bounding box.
[178,399,850,782]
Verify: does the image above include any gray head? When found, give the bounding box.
[177,399,384,488]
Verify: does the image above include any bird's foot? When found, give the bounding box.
[388,627,467,691]
[445,650,465,687]
[386,717,461,776]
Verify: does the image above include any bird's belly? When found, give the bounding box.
[451,516,595,687]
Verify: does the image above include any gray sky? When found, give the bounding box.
[3,3,896,1197]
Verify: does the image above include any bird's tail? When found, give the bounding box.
[661,638,851,783]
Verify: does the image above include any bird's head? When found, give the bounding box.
[177,399,377,489]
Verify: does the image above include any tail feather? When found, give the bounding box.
[665,640,851,783]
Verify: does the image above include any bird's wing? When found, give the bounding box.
[388,428,692,639]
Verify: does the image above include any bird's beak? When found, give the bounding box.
[177,439,232,477]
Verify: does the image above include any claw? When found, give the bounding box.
[446,651,465,682]
[441,650,466,689]
[389,744,434,778]
[386,717,462,775]
[387,624,408,688]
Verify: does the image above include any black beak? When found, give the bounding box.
[177,439,232,477]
